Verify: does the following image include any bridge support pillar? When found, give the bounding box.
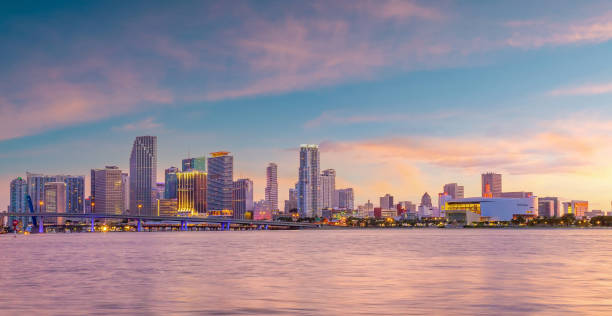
[137,219,143,232]
[90,217,95,232]
[38,217,44,233]
[265,224,269,230]
[226,221,231,231]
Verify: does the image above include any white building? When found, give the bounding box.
[444,197,538,221]
[265,163,278,211]
[91,166,124,215]
[320,169,336,210]
[298,144,320,217]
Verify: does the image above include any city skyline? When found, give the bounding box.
[4,1,612,210]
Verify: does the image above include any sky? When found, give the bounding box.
[3,0,612,210]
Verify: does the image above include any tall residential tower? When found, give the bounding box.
[265,163,278,211]
[298,145,320,217]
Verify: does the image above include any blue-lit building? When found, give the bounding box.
[26,172,85,214]
[182,157,206,172]
[164,166,179,199]
[207,152,233,211]
[9,177,29,227]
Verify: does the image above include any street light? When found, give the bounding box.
[138,204,142,216]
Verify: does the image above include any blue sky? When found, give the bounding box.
[3,0,612,209]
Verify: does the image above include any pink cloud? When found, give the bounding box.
[0,59,173,141]
[548,82,612,96]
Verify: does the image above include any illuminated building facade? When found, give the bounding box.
[482,172,502,198]
[157,198,178,217]
[265,163,278,211]
[320,169,335,210]
[177,170,207,215]
[44,182,66,224]
[91,166,124,215]
[129,136,157,216]
[444,197,538,221]
[233,178,253,219]
[207,151,233,211]
[298,144,320,217]
[182,157,206,172]
[562,200,588,218]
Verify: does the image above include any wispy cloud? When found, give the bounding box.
[304,109,460,128]
[112,117,163,132]
[548,82,612,96]
[504,12,612,48]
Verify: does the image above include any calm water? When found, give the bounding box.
[1,229,611,315]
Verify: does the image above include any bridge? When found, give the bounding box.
[2,212,320,233]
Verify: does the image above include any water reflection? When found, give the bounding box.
[1,229,611,315]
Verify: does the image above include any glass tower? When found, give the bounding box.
[207,152,233,211]
[129,136,157,216]
[298,144,320,218]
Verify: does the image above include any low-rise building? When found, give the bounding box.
[443,197,538,221]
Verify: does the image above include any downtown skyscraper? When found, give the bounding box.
[482,172,502,198]
[265,163,278,211]
[9,177,28,225]
[129,136,157,216]
[298,144,320,217]
[233,178,253,219]
[91,166,124,215]
[320,169,336,210]
[207,151,233,211]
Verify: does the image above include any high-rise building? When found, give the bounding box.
[320,169,336,210]
[284,186,299,213]
[91,166,124,215]
[539,197,560,217]
[176,170,207,215]
[421,192,432,208]
[443,183,464,199]
[207,151,233,211]
[129,136,157,216]
[155,182,165,202]
[44,182,66,224]
[265,163,278,211]
[182,157,206,172]
[9,177,28,226]
[336,188,354,210]
[298,144,320,217]
[164,167,179,199]
[63,176,85,213]
[482,172,502,198]
[233,178,253,219]
[26,172,84,214]
[380,194,394,209]
[121,173,129,212]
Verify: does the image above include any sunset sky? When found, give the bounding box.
[3,0,612,209]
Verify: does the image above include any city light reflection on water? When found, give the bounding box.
[1,229,611,315]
